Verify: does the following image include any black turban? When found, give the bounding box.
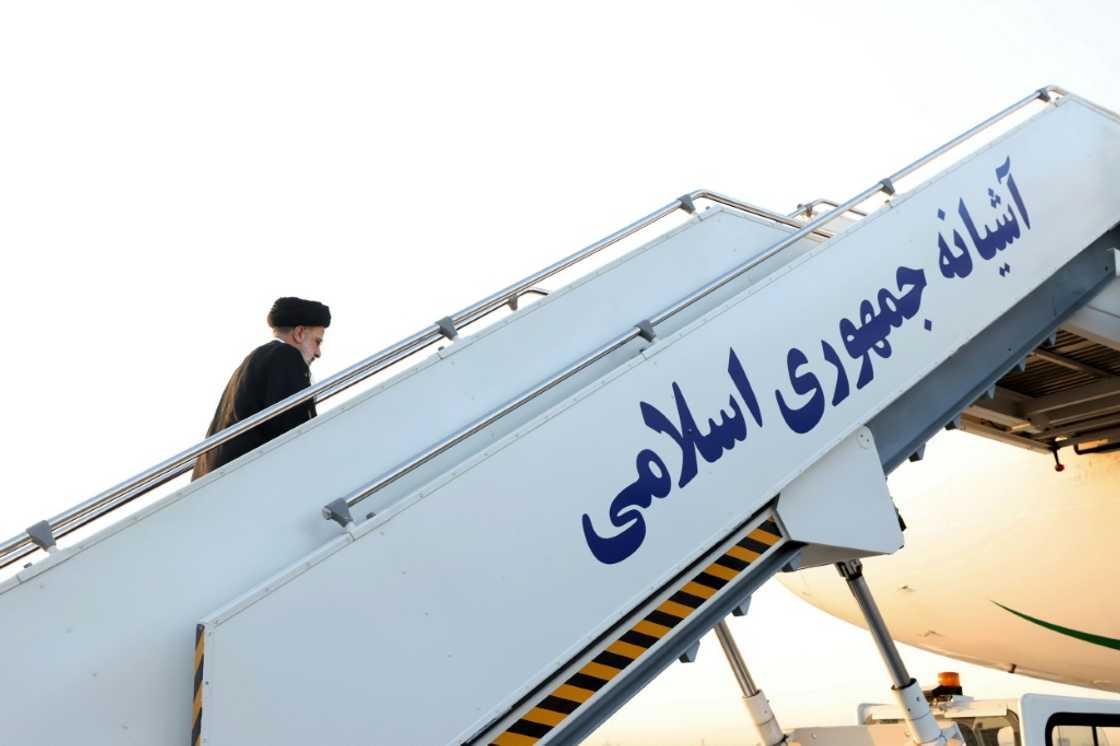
[267,297,331,329]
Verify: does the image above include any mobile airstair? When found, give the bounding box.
[3,86,1120,746]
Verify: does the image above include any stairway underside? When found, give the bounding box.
[962,327,1120,455]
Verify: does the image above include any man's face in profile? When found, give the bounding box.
[290,325,326,365]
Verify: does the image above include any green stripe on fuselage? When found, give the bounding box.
[994,602,1120,651]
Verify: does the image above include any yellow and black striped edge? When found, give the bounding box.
[192,623,205,746]
[486,517,784,746]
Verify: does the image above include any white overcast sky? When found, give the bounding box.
[2,1,1118,743]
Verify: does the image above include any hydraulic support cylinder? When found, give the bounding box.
[714,620,786,746]
[836,560,945,745]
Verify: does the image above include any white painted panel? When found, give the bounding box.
[199,99,1120,745]
[0,204,817,742]
[775,426,902,569]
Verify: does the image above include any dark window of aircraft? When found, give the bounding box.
[1046,713,1120,746]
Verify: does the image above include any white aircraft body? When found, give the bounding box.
[781,437,1120,693]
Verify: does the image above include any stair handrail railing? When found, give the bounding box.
[3,85,1066,567]
[790,198,870,219]
[0,190,831,569]
[325,85,1068,521]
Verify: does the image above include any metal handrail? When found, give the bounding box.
[329,85,1065,520]
[0,192,824,570]
[0,284,546,569]
[790,198,870,219]
[694,190,835,239]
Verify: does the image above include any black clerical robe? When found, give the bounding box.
[192,340,316,480]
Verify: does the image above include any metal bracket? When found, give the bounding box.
[731,595,752,617]
[879,177,897,197]
[636,320,657,343]
[678,193,697,214]
[678,640,701,663]
[908,444,925,463]
[1038,87,1052,103]
[26,520,57,553]
[836,558,863,580]
[506,294,519,312]
[435,316,459,341]
[321,498,355,528]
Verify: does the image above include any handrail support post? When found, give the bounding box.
[321,498,355,529]
[26,520,57,553]
[436,317,459,341]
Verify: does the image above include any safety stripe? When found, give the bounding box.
[192,624,205,746]
[487,517,783,745]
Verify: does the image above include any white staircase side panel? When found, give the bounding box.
[196,98,1120,746]
[0,207,821,743]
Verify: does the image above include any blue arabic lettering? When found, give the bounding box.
[775,347,825,433]
[837,265,928,390]
[936,159,1032,278]
[585,156,1030,564]
[959,197,1022,260]
[952,157,1031,264]
[640,348,763,488]
[581,448,671,565]
[996,156,1030,229]
[937,209,974,279]
[582,347,763,564]
[776,336,857,433]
